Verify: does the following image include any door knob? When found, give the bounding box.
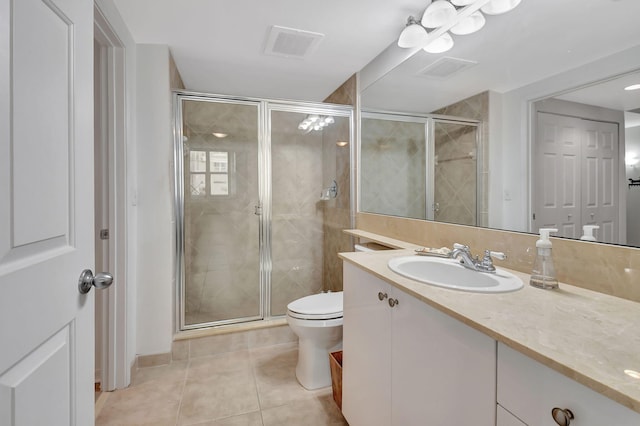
[551,407,574,425]
[378,292,388,301]
[388,298,399,307]
[78,269,113,294]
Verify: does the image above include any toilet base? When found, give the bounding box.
[287,319,343,390]
[295,336,342,390]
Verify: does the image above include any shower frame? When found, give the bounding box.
[173,90,355,332]
[359,110,483,223]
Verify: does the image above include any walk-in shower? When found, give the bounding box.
[173,92,353,330]
[360,111,484,226]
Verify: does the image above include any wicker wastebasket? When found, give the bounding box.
[329,350,343,409]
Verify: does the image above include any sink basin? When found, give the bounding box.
[387,256,523,293]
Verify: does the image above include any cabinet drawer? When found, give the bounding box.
[497,343,640,426]
[497,405,527,426]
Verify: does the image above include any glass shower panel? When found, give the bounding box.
[269,110,351,316]
[360,115,427,219]
[433,120,479,226]
[181,99,261,326]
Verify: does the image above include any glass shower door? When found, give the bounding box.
[180,98,262,327]
[268,107,351,316]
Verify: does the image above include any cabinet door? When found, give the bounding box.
[391,291,496,426]
[497,405,527,426]
[342,263,393,426]
[498,343,640,425]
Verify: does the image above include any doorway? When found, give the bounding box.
[94,5,129,391]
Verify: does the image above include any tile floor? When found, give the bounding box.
[96,342,348,426]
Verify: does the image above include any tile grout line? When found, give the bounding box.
[248,343,267,426]
[173,357,190,426]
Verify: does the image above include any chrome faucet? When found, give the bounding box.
[451,243,506,273]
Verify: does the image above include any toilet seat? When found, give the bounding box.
[287,292,343,320]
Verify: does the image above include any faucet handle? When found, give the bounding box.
[453,243,469,252]
[478,250,507,273]
[487,250,506,261]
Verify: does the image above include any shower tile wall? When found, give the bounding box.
[182,101,261,325]
[321,117,352,292]
[433,91,489,226]
[322,74,357,293]
[360,118,427,219]
[433,122,478,226]
[270,111,325,316]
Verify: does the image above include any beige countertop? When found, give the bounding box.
[340,231,640,414]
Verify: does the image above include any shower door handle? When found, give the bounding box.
[254,205,262,215]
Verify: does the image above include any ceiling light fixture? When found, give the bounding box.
[422,0,457,28]
[397,0,522,53]
[424,32,455,53]
[450,10,486,35]
[298,115,334,132]
[212,132,228,138]
[481,0,521,15]
[624,84,640,91]
[398,16,429,48]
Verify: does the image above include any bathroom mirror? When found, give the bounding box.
[359,0,640,246]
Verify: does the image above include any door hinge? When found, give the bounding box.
[100,229,109,240]
[532,213,536,220]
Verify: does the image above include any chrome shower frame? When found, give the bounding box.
[173,90,354,332]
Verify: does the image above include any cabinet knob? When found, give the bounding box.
[378,292,388,301]
[551,407,574,425]
[388,298,399,307]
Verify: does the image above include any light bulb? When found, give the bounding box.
[398,18,428,48]
[481,0,522,15]
[422,1,457,28]
[423,32,454,53]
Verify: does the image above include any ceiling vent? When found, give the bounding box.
[417,57,478,79]
[264,26,324,59]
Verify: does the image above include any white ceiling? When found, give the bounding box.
[111,0,429,102]
[361,0,640,115]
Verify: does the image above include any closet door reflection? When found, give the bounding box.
[182,99,261,326]
[433,120,479,226]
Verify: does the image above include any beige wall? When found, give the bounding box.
[322,74,357,292]
[357,212,640,303]
[169,51,185,90]
[324,74,357,106]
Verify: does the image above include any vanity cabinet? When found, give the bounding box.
[497,405,527,426]
[342,263,496,426]
[497,343,640,425]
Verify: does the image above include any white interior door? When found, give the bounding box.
[534,112,581,237]
[534,112,620,242]
[581,119,619,243]
[0,0,96,424]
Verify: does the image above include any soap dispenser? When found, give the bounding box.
[530,228,559,290]
[580,225,599,241]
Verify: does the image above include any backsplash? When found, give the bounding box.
[357,212,640,303]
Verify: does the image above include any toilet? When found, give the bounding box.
[286,291,343,390]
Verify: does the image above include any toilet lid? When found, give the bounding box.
[287,292,343,320]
